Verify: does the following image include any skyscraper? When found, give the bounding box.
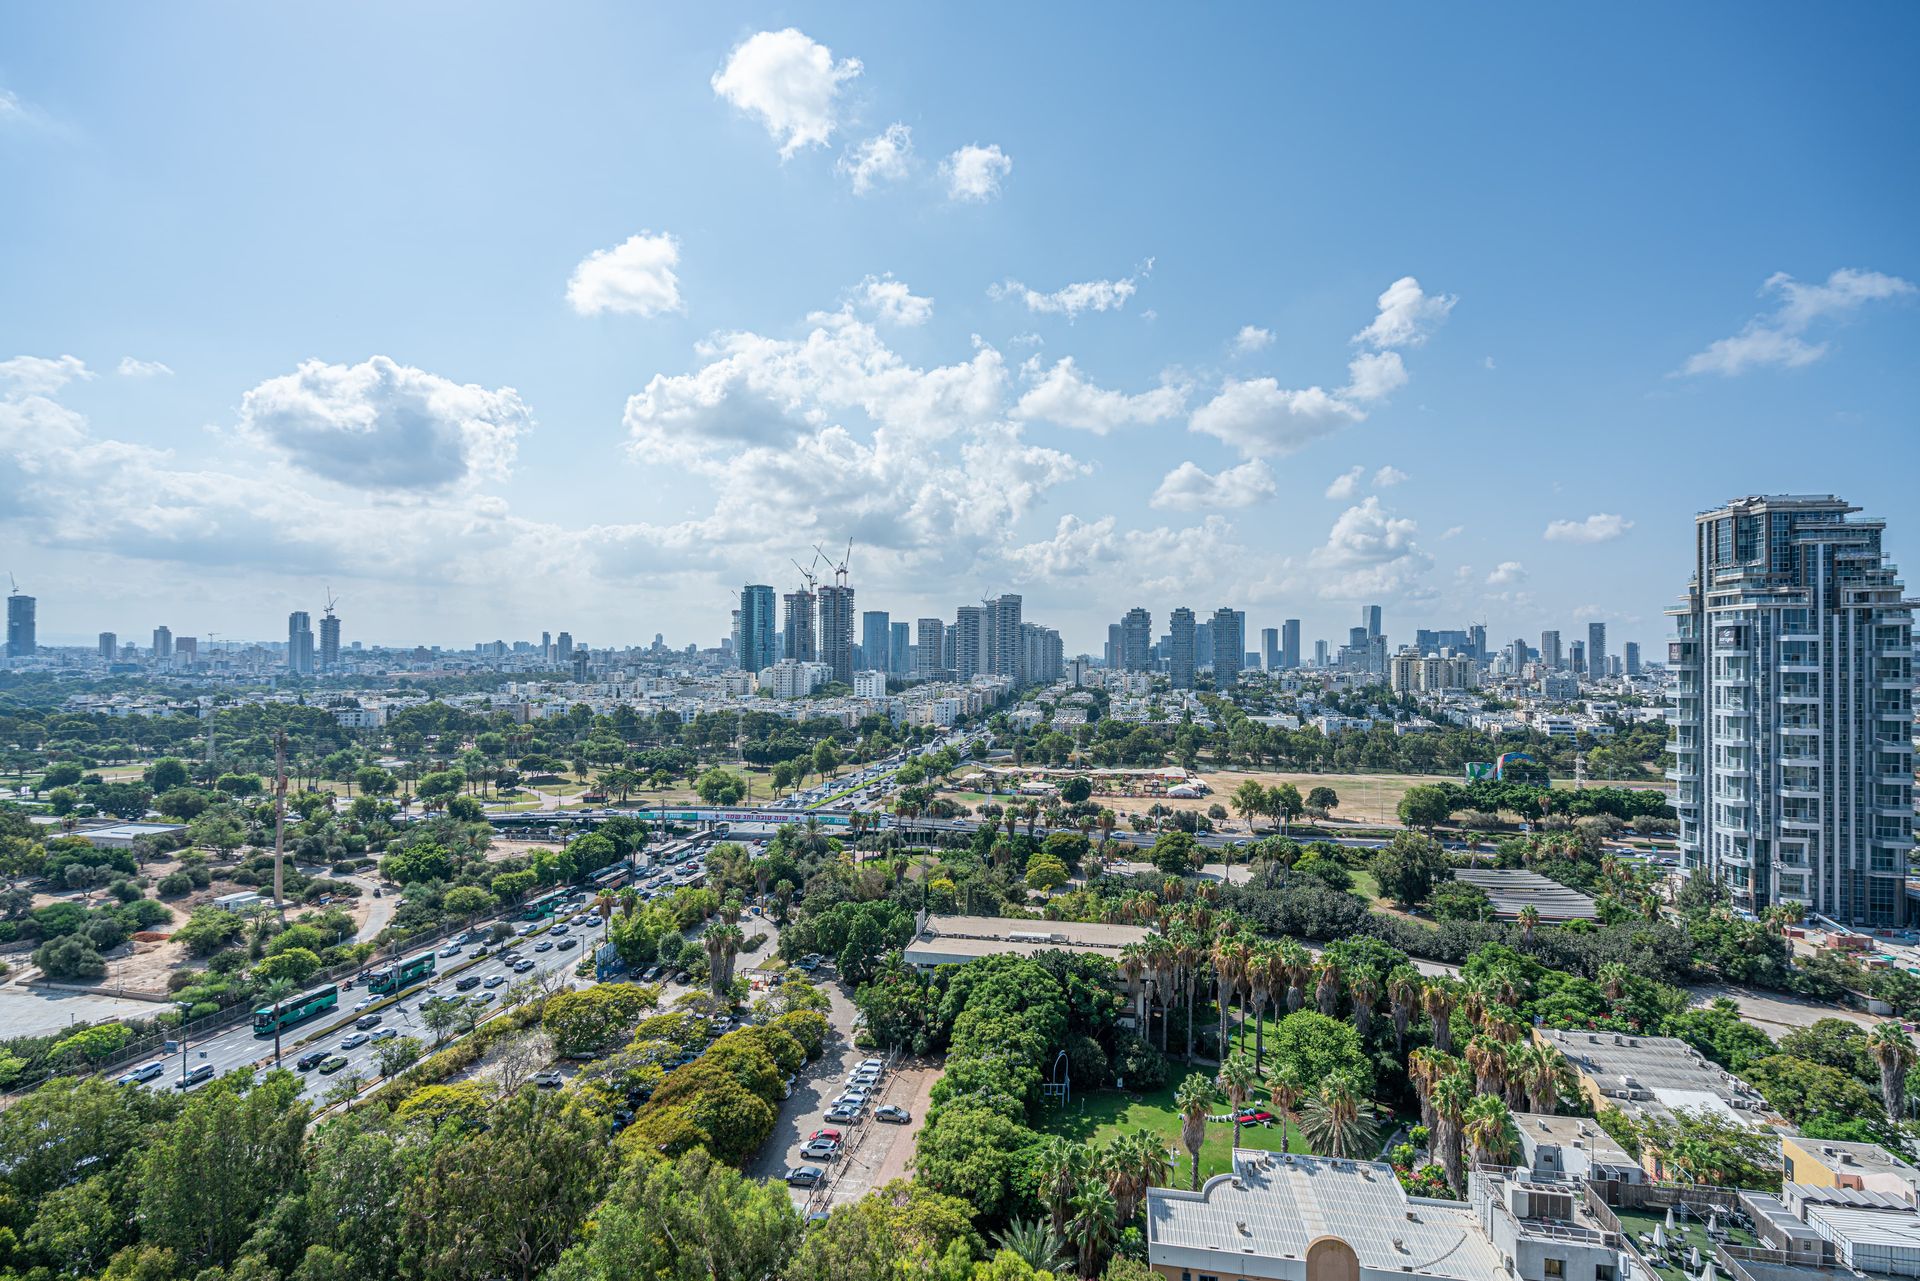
[1260,626,1279,671]
[817,584,855,685]
[1539,630,1562,670]
[557,631,574,663]
[783,589,817,663]
[287,611,315,676]
[5,590,34,659]
[1282,619,1301,669]
[950,608,983,678]
[152,626,173,662]
[917,617,947,677]
[1362,604,1382,638]
[989,594,1023,681]
[1468,623,1488,661]
[1105,623,1122,668]
[861,611,890,678]
[97,632,116,660]
[1313,639,1329,667]
[1121,607,1152,672]
[1211,607,1245,688]
[1623,641,1641,676]
[1587,621,1607,679]
[1668,494,1913,927]
[319,611,341,670]
[890,621,911,674]
[1169,608,1196,689]
[1568,639,1585,675]
[739,585,776,672]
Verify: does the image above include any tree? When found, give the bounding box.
[138,1073,308,1270]
[1231,779,1270,830]
[1149,829,1197,877]
[1867,1022,1915,1126]
[34,933,107,979]
[50,1022,134,1065]
[254,947,321,986]
[1216,1054,1259,1149]
[375,1035,424,1078]
[1397,785,1453,833]
[146,757,191,792]
[1298,1071,1379,1159]
[549,1148,801,1281]
[541,984,661,1058]
[1175,1072,1214,1190]
[1025,853,1071,894]
[444,885,499,917]
[914,1103,1029,1220]
[695,768,748,806]
[1368,831,1448,908]
[1268,1011,1371,1095]
[1462,1093,1516,1168]
[1305,786,1340,819]
[1059,775,1093,805]
[787,1179,982,1281]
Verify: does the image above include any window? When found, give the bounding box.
[1596,1265,1616,1281]
[1543,1261,1565,1279]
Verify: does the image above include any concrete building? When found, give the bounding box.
[1586,621,1607,679]
[1742,1182,1920,1278]
[1121,606,1153,673]
[952,607,985,680]
[917,617,948,678]
[1666,494,1914,926]
[1261,626,1279,671]
[1623,641,1641,677]
[1212,607,1245,688]
[5,590,34,658]
[1170,608,1196,689]
[1282,618,1301,669]
[902,913,1153,969]
[1511,1112,1644,1185]
[763,659,833,699]
[1782,1136,1920,1205]
[1313,639,1329,668]
[319,610,341,670]
[97,631,116,660]
[152,625,172,662]
[1567,638,1585,676]
[852,670,889,699]
[783,588,817,663]
[817,584,855,686]
[1468,1166,1632,1281]
[861,611,890,676]
[739,585,777,674]
[287,611,314,676]
[890,620,911,675]
[989,594,1024,682]
[1540,629,1562,670]
[556,631,573,663]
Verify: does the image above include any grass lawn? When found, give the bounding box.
[1032,1079,1307,1185]
[1347,867,1385,906]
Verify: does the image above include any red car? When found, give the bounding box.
[808,1128,843,1144]
[1234,1108,1277,1125]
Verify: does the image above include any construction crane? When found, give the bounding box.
[813,539,853,588]
[789,555,819,594]
[323,585,340,617]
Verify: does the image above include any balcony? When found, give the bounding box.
[1781,815,1822,832]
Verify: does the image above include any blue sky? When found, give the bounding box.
[3,4,1916,656]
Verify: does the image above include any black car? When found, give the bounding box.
[456,975,482,990]
[295,1050,328,1071]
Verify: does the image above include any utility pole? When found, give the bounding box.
[272,730,288,921]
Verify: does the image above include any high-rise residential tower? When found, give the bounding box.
[152,626,172,662]
[287,611,315,676]
[1667,494,1913,927]
[1540,630,1563,670]
[861,611,890,676]
[1587,622,1607,679]
[952,608,985,678]
[319,610,341,670]
[1623,642,1642,676]
[986,595,1023,681]
[1212,607,1246,688]
[1260,626,1279,671]
[817,585,855,685]
[1169,608,1196,689]
[4,590,34,659]
[97,632,116,660]
[1282,618,1301,669]
[739,585,776,672]
[918,617,948,677]
[1121,607,1152,672]
[783,589,817,663]
[556,631,574,663]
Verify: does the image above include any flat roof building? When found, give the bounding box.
[1451,868,1599,922]
[1511,1112,1644,1185]
[1783,1136,1920,1207]
[901,912,1152,969]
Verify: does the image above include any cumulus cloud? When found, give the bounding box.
[1486,560,1527,586]
[1007,514,1237,592]
[1307,497,1435,601]
[1233,325,1273,354]
[838,123,913,194]
[1679,268,1916,376]
[1373,464,1408,487]
[941,143,1012,202]
[990,262,1148,320]
[1188,277,1451,458]
[711,28,861,158]
[116,357,173,378]
[852,274,933,327]
[1351,276,1457,349]
[1544,512,1633,543]
[1011,357,1185,434]
[0,354,92,395]
[1325,465,1365,500]
[1151,459,1276,510]
[566,231,683,318]
[237,356,532,490]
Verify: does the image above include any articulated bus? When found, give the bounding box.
[252,983,340,1036]
[522,890,569,921]
[368,951,437,995]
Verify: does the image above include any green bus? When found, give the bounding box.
[252,983,339,1037]
[523,890,568,921]
[368,951,436,995]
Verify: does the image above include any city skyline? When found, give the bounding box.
[3,7,1916,650]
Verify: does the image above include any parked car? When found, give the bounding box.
[116,1061,165,1085]
[832,1089,870,1107]
[534,1070,565,1088]
[800,1139,840,1160]
[784,1166,824,1186]
[642,965,662,981]
[318,1056,348,1074]
[824,1105,862,1124]
[295,1051,328,1071]
[808,1128,843,1144]
[874,1105,912,1124]
[1234,1108,1277,1126]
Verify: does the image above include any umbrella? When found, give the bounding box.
[1702,1263,1718,1281]
[1689,1245,1701,1271]
[1653,1224,1668,1250]
[1665,1205,1677,1231]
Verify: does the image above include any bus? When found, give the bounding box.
[367,951,436,994]
[587,862,633,892]
[523,890,569,921]
[252,983,339,1037]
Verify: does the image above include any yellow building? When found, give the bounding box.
[1781,1135,1920,1205]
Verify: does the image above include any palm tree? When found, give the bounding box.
[1246,944,1277,1068]
[1431,1071,1473,1194]
[1423,978,1460,1055]
[1597,962,1629,1003]
[1035,1135,1087,1237]
[1346,968,1380,1042]
[261,977,297,1066]
[1387,967,1422,1057]
[1463,1093,1517,1169]
[1065,1184,1118,1280]
[1099,1129,1165,1227]
[1868,1022,1916,1126]
[994,1218,1069,1274]
[1278,939,1310,1014]
[1210,934,1246,1061]
[1175,1073,1215,1191]
[1216,1054,1259,1149]
[1314,959,1342,1019]
[1297,1072,1379,1159]
[1511,1041,1572,1115]
[1174,931,1205,1063]
[1268,1067,1305,1152]
[1465,1036,1508,1099]
[1517,904,1540,945]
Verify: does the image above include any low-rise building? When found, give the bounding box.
[1783,1136,1920,1206]
[901,912,1153,970]
[1512,1112,1644,1185]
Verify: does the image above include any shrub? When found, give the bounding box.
[156,872,192,898]
[34,936,107,980]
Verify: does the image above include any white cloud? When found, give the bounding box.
[117,357,173,378]
[711,28,861,158]
[1483,356,1496,370]
[1151,459,1276,510]
[1325,465,1365,500]
[1351,277,1456,350]
[1233,325,1273,354]
[1372,464,1408,487]
[1486,560,1527,586]
[853,274,932,327]
[1440,524,1464,540]
[1342,350,1407,403]
[941,143,1012,202]
[1680,268,1916,376]
[0,354,92,395]
[1544,512,1633,543]
[1007,514,1237,592]
[566,231,683,318]
[838,123,913,194]
[991,266,1146,320]
[0,89,22,124]
[237,355,532,490]
[1308,497,1435,601]
[1012,357,1185,434]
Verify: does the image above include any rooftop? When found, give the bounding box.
[1145,1149,1504,1281]
[1451,867,1599,921]
[1512,1111,1637,1168]
[1538,1027,1771,1128]
[901,913,1153,966]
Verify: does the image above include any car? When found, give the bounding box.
[831,1091,870,1108]
[371,1027,399,1043]
[440,944,462,957]
[371,888,382,898]
[353,997,377,1012]
[295,1050,328,1071]
[514,959,536,973]
[642,965,662,982]
[456,975,482,991]
[557,938,578,951]
[800,1139,840,1160]
[824,1105,862,1124]
[471,945,489,959]
[517,923,539,936]
[473,992,496,1005]
[340,1032,372,1051]
[552,925,570,936]
[807,1128,843,1144]
[318,1056,349,1074]
[483,975,506,988]
[855,1058,885,1072]
[355,1013,383,1030]
[116,1061,166,1085]
[874,1105,912,1124]
[534,941,553,952]
[533,1070,565,1089]
[673,970,690,985]
[1234,1108,1277,1126]
[784,1166,824,1186]
[176,1063,217,1089]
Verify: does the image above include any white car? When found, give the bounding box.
[116,1061,166,1085]
[339,1032,371,1050]
[832,1088,871,1107]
